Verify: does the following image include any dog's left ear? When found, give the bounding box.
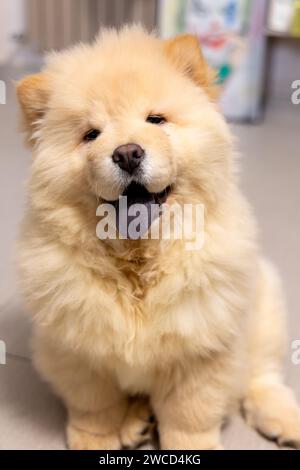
[16,73,50,141]
[164,34,218,100]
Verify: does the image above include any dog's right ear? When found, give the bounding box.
[16,73,49,141]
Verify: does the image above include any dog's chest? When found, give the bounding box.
[94,267,241,372]
[55,249,248,382]
[98,292,203,388]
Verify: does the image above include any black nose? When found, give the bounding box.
[112,143,145,175]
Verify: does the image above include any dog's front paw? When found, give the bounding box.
[243,382,300,449]
[120,398,156,449]
[67,424,121,450]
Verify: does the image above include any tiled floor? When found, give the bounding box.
[0,67,299,449]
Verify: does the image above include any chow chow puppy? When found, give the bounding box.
[16,26,300,450]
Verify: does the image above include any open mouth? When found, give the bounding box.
[122,182,171,206]
[109,182,172,239]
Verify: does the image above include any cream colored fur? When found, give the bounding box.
[16,26,300,449]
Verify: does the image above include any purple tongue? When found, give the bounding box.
[112,183,161,239]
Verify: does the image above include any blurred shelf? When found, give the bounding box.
[265,29,300,39]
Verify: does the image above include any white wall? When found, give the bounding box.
[0,0,25,64]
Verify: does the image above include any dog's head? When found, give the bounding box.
[17,26,233,233]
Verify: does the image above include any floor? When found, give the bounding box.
[0,66,300,449]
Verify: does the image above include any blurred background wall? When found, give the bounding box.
[26,0,157,51]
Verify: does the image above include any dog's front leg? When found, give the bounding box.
[33,335,128,449]
[151,357,231,450]
[67,397,128,450]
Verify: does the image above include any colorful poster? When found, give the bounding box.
[159,0,267,121]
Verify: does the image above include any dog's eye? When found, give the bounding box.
[146,115,166,125]
[83,129,101,142]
